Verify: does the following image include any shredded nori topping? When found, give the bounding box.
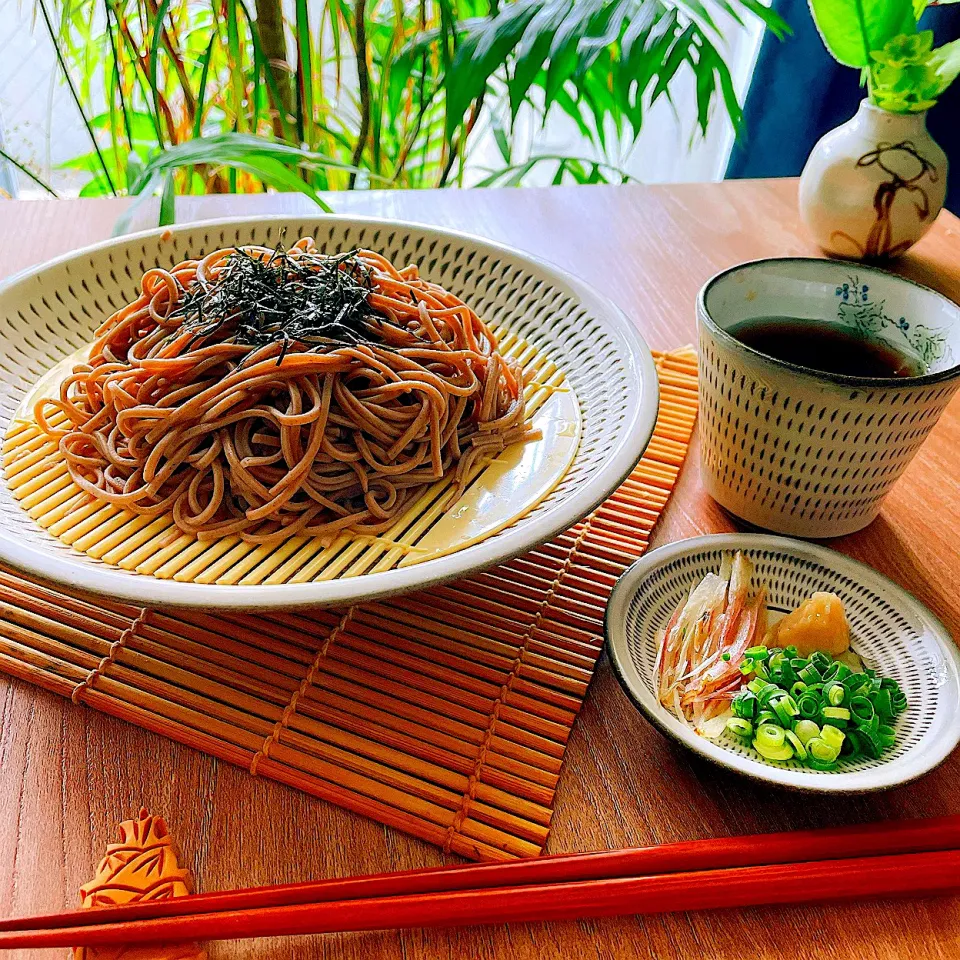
[172,245,383,361]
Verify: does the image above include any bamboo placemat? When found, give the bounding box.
[0,348,697,862]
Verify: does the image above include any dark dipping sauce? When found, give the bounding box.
[728,316,924,379]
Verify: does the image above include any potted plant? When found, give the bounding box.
[799,0,960,260]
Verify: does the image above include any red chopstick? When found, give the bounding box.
[1,815,959,948]
[2,848,959,949]
[2,814,959,934]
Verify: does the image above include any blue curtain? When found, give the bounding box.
[727,0,960,214]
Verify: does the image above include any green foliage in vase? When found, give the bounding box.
[11,0,788,218]
[808,0,960,112]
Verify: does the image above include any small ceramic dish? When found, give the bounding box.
[698,258,960,538]
[604,533,960,792]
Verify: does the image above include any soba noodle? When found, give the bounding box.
[36,238,536,545]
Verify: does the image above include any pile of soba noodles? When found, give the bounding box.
[36,238,535,545]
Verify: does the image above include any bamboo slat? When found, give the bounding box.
[3,328,579,585]
[0,348,697,862]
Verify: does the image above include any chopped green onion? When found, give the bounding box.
[732,690,758,719]
[819,724,845,751]
[840,729,861,758]
[728,638,905,770]
[843,673,869,692]
[754,739,795,762]
[857,727,882,759]
[726,718,754,738]
[793,719,821,745]
[798,693,821,719]
[824,661,852,682]
[877,723,897,748]
[777,660,798,685]
[810,651,831,672]
[872,688,895,719]
[772,694,799,726]
[850,696,874,725]
[757,683,782,706]
[809,756,839,771]
[858,710,881,734]
[756,723,786,749]
[784,729,808,761]
[823,682,846,706]
[798,663,823,685]
[722,652,731,662]
[821,706,851,728]
[808,737,839,763]
[768,651,787,672]
[822,706,851,719]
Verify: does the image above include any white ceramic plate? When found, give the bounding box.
[605,534,960,792]
[0,216,658,609]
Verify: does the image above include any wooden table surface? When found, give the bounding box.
[1,179,959,959]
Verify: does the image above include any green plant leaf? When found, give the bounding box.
[159,170,176,225]
[649,24,696,104]
[129,133,377,192]
[226,158,334,208]
[294,0,315,146]
[808,0,915,67]
[192,32,217,139]
[147,0,175,137]
[112,172,162,235]
[731,0,790,37]
[48,0,786,203]
[0,147,59,197]
[122,133,381,215]
[474,152,637,187]
[550,84,597,145]
[88,110,159,144]
[491,118,511,163]
[125,150,145,186]
[931,38,960,95]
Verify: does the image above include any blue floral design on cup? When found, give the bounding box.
[835,276,947,367]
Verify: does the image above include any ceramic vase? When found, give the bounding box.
[799,100,947,261]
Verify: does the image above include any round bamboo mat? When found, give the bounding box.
[4,324,579,584]
[0,348,697,861]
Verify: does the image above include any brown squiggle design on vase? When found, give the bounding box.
[830,140,938,260]
[74,808,206,960]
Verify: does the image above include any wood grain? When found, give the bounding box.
[1,179,959,958]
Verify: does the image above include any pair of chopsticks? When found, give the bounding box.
[2,815,959,949]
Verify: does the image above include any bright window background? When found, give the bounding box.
[0,0,766,199]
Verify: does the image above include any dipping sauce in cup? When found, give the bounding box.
[697,258,960,538]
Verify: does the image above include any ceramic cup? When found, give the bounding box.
[697,258,960,538]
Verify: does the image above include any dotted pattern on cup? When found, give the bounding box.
[624,546,945,775]
[0,219,632,579]
[698,331,960,533]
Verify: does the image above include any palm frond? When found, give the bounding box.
[408,0,790,150]
[30,0,791,220]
